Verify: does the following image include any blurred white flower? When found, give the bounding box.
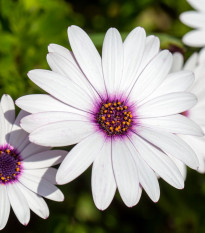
[0,94,65,230]
[171,48,205,175]
[180,0,205,47]
[16,26,202,210]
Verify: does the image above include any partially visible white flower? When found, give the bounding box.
[180,0,205,47]
[16,26,202,210]
[171,48,205,174]
[0,94,65,230]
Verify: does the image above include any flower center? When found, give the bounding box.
[95,99,134,136]
[0,145,22,185]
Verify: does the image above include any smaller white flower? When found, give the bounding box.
[180,0,205,47]
[0,94,66,230]
[171,48,205,175]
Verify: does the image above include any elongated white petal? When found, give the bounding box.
[125,138,160,202]
[47,52,97,98]
[137,127,199,169]
[23,150,67,169]
[24,168,57,184]
[183,52,198,71]
[68,25,105,94]
[0,185,10,230]
[0,105,5,145]
[102,28,123,95]
[16,94,83,115]
[28,69,95,112]
[130,50,172,102]
[48,44,78,68]
[18,183,49,219]
[169,155,187,179]
[170,53,184,72]
[139,114,203,136]
[137,92,197,118]
[1,95,15,143]
[7,183,30,225]
[121,27,146,92]
[92,140,116,210]
[20,143,50,159]
[19,173,64,202]
[29,120,94,147]
[130,134,184,189]
[112,138,140,207]
[141,71,195,104]
[186,0,205,12]
[56,133,105,185]
[9,111,29,149]
[21,111,89,133]
[180,11,205,29]
[182,30,205,47]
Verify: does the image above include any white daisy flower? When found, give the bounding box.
[16,26,202,210]
[180,0,205,47]
[171,48,205,174]
[0,94,65,230]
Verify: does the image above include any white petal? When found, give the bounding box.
[9,110,29,149]
[16,94,83,115]
[137,127,199,169]
[48,44,77,68]
[28,69,94,112]
[56,132,105,185]
[1,95,15,143]
[130,133,184,189]
[102,28,123,95]
[125,138,160,202]
[139,114,203,136]
[21,111,89,133]
[112,138,140,207]
[199,47,205,64]
[47,52,97,98]
[121,27,146,93]
[29,120,94,147]
[142,71,194,104]
[182,30,205,47]
[169,155,187,179]
[0,185,10,230]
[0,104,6,145]
[23,150,67,169]
[68,25,105,95]
[24,168,57,184]
[20,143,50,160]
[186,0,205,12]
[18,183,49,219]
[7,183,30,225]
[170,53,184,72]
[180,11,205,29]
[184,52,198,71]
[137,92,197,118]
[130,50,172,103]
[91,140,116,210]
[19,172,64,202]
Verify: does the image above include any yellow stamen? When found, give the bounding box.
[101,116,105,121]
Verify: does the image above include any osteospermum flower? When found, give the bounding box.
[171,48,205,174]
[16,26,203,210]
[180,0,205,47]
[0,94,66,229]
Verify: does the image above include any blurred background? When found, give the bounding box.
[0,0,204,232]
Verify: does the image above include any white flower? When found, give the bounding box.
[180,0,205,47]
[16,26,202,210]
[0,94,65,230]
[171,48,205,174]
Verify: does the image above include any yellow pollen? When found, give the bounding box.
[117,107,120,110]
[122,122,126,125]
[106,122,110,125]
[104,110,107,113]
[0,151,2,154]
[101,116,105,121]
[111,107,114,110]
[128,119,131,122]
[105,104,109,108]
[7,176,9,179]
[16,168,20,172]
[108,114,110,118]
[112,121,115,124]
[5,180,7,182]
[6,149,10,154]
[124,112,127,115]
[17,162,21,165]
[124,117,127,120]
[110,127,113,131]
[110,111,113,113]
[108,103,111,106]
[127,122,130,126]
[130,114,133,118]
[117,102,121,105]
[1,177,5,180]
[122,128,126,131]
[124,106,127,109]
[114,103,117,106]
[13,174,16,176]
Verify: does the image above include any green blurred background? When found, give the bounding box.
[0,0,204,232]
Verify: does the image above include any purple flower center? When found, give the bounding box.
[95,99,134,136]
[0,145,22,185]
